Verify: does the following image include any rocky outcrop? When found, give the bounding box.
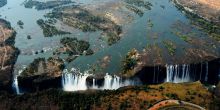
[0,19,19,92]
[215,82,220,97]
[18,57,64,92]
[173,0,220,42]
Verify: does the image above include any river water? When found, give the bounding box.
[0,0,219,82]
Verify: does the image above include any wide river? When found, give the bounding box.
[0,0,219,76]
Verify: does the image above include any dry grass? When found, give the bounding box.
[94,81,213,110]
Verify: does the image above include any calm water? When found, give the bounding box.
[0,0,219,76]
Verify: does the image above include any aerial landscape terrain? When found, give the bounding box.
[0,0,220,109]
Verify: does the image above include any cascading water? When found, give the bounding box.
[100,73,135,90]
[12,65,27,94]
[62,68,137,91]
[166,64,190,83]
[12,69,23,94]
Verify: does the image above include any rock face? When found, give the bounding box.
[121,50,220,84]
[0,19,19,92]
[18,57,64,92]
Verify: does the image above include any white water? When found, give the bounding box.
[166,64,190,83]
[12,70,22,94]
[62,68,136,91]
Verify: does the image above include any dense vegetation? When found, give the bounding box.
[55,37,94,62]
[122,49,138,74]
[46,6,122,45]
[123,0,152,17]
[125,4,144,17]
[21,58,46,76]
[173,0,220,42]
[21,57,64,77]
[163,40,176,56]
[0,82,218,110]
[124,0,152,10]
[24,0,73,10]
[36,19,70,37]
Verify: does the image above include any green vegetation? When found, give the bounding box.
[124,0,153,10]
[147,19,154,28]
[0,82,215,109]
[163,40,176,56]
[60,37,92,55]
[46,6,122,45]
[123,0,152,17]
[24,0,73,10]
[17,20,24,29]
[27,35,31,39]
[125,4,144,17]
[172,31,192,43]
[122,49,138,73]
[21,58,46,76]
[36,19,70,37]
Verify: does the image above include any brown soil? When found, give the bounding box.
[0,19,18,90]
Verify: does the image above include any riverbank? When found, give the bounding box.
[173,0,220,42]
[174,0,220,24]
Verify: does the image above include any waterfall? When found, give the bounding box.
[62,69,90,91]
[166,64,191,83]
[12,69,23,94]
[62,68,137,91]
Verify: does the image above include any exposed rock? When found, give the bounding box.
[0,19,19,92]
[18,57,64,92]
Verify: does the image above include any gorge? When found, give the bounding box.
[0,0,220,109]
